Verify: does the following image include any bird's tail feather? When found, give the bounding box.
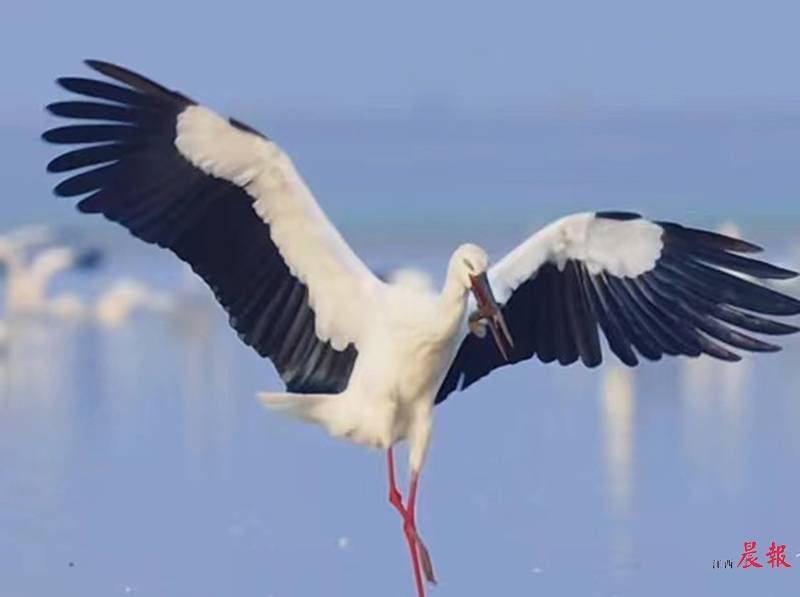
[257,392,348,435]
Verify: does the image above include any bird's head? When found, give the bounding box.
[451,243,489,289]
[450,244,514,361]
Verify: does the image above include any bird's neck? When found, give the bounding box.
[437,270,469,333]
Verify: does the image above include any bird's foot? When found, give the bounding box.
[416,534,437,585]
[404,519,437,585]
[468,310,488,338]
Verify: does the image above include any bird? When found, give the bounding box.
[0,227,47,338]
[379,266,435,294]
[93,277,174,328]
[43,60,800,597]
[0,226,102,319]
[0,226,54,298]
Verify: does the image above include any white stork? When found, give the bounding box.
[43,61,800,596]
[93,277,174,328]
[0,226,102,318]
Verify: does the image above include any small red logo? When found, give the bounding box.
[737,540,763,569]
[728,540,793,570]
[766,541,792,569]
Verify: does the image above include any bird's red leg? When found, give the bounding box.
[406,471,437,584]
[387,448,426,597]
[387,447,406,516]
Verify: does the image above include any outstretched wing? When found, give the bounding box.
[44,60,383,394]
[437,211,800,404]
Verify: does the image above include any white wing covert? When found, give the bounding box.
[437,211,800,403]
[44,60,382,394]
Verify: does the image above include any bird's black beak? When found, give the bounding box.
[469,272,514,361]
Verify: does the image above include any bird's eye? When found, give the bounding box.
[462,258,474,271]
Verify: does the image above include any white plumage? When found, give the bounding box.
[176,105,379,351]
[0,226,101,319]
[491,213,663,296]
[259,244,485,473]
[43,61,800,597]
[93,278,174,328]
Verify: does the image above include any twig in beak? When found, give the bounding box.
[469,272,514,361]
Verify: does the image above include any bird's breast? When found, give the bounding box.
[386,313,463,404]
[340,288,465,445]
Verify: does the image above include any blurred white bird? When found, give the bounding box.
[0,226,102,319]
[94,277,174,328]
[0,225,54,286]
[3,245,101,318]
[384,266,435,294]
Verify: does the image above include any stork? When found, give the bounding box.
[43,61,800,596]
[93,277,174,328]
[0,225,101,318]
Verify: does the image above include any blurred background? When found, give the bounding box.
[1,1,799,595]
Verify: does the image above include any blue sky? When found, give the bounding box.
[3,0,800,124]
[3,0,800,228]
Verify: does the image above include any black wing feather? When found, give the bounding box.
[437,214,799,404]
[563,261,602,366]
[44,60,356,394]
